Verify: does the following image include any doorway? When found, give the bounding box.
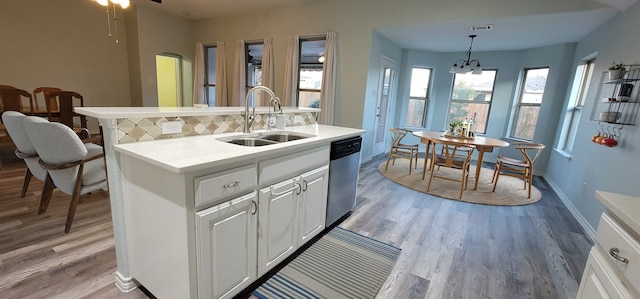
[372,57,396,156]
[156,54,183,107]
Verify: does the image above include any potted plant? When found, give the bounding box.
[608,62,626,80]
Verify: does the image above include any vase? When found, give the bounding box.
[608,69,625,80]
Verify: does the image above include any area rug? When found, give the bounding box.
[251,227,401,299]
[379,159,541,206]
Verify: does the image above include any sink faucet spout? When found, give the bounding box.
[244,85,277,133]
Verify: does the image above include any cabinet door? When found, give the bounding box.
[196,192,258,299]
[258,178,300,276]
[577,248,632,299]
[297,165,329,246]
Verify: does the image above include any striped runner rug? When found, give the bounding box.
[252,227,401,299]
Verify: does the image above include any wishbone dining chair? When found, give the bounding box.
[385,128,419,174]
[491,142,545,199]
[426,139,475,199]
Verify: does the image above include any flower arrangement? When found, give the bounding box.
[609,62,626,71]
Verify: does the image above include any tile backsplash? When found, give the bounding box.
[116,112,317,144]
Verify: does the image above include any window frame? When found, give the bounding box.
[509,67,550,140]
[296,36,326,107]
[203,44,217,105]
[447,69,498,134]
[406,66,433,128]
[559,59,595,152]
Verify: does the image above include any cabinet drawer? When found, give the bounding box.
[596,213,640,292]
[195,165,257,207]
[259,146,329,185]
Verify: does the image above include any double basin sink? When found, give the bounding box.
[217,131,315,147]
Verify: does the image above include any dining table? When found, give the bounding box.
[412,131,510,190]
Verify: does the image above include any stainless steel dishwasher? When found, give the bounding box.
[326,136,362,227]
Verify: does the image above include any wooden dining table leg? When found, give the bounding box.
[422,139,432,180]
[473,146,495,190]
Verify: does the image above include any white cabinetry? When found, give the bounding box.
[256,147,330,276]
[258,177,300,275]
[297,166,329,245]
[257,165,329,275]
[577,192,640,299]
[121,143,332,299]
[196,193,258,299]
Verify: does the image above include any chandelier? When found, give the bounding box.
[450,34,482,74]
[94,0,131,44]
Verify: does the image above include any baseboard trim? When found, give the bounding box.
[115,271,139,293]
[544,175,596,242]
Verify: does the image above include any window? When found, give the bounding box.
[447,70,497,134]
[406,67,432,127]
[511,67,549,140]
[560,60,594,151]
[297,37,325,108]
[204,45,217,105]
[245,41,263,92]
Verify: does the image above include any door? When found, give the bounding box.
[195,193,258,299]
[372,57,396,156]
[156,54,182,107]
[257,178,300,276]
[297,165,329,246]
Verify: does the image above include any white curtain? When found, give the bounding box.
[261,37,275,106]
[319,32,337,125]
[215,41,228,106]
[282,35,299,107]
[232,40,246,106]
[193,43,205,105]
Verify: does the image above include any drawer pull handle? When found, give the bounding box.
[250,200,257,215]
[223,181,239,188]
[609,247,629,264]
[270,183,300,196]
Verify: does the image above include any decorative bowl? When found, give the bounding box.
[599,111,621,122]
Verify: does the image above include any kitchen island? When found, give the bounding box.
[75,106,364,298]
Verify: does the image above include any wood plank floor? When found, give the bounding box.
[0,145,592,299]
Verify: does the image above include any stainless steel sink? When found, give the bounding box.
[259,132,310,142]
[225,138,279,147]
[218,131,315,147]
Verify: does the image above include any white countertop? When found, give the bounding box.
[75,106,319,119]
[114,124,364,173]
[596,190,640,235]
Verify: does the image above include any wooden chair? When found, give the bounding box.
[33,87,62,112]
[44,91,99,143]
[426,139,475,199]
[23,116,107,233]
[491,142,545,198]
[0,88,33,115]
[385,128,419,174]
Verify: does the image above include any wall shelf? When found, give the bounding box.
[590,64,640,126]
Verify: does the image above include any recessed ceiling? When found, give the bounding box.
[132,0,633,53]
[376,9,619,53]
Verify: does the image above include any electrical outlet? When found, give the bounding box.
[161,120,182,134]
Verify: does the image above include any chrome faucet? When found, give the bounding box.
[244,85,277,133]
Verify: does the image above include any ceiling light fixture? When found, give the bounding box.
[450,34,482,75]
[94,0,130,44]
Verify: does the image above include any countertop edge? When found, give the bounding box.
[595,190,640,235]
[114,125,365,174]
[75,106,320,119]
